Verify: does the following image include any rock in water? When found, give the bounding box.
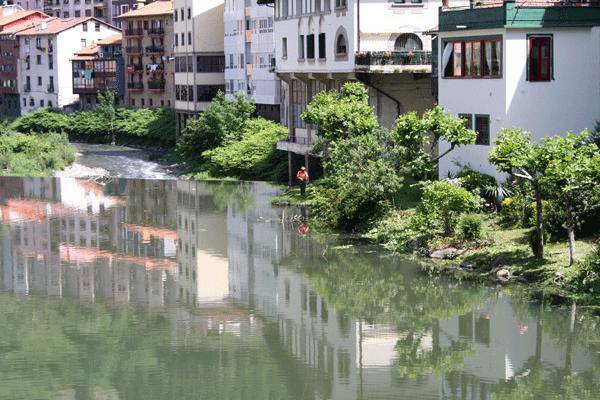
[429,248,459,260]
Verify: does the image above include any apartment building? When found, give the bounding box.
[118,0,174,109]
[261,0,469,181]
[436,1,600,179]
[17,17,121,114]
[224,0,280,121]
[173,0,225,134]
[0,7,47,116]
[71,33,124,109]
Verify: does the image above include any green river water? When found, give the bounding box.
[0,175,598,400]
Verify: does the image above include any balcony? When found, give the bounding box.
[148,27,164,36]
[124,28,144,37]
[125,46,143,54]
[126,64,144,73]
[148,79,165,91]
[354,50,432,74]
[127,82,144,91]
[47,84,54,93]
[145,46,164,54]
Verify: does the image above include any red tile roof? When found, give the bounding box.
[118,0,173,18]
[0,10,44,28]
[97,33,122,45]
[16,17,116,36]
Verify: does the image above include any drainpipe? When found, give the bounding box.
[356,73,401,116]
[356,0,360,52]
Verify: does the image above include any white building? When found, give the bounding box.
[224,0,280,121]
[437,1,600,180]
[17,16,121,114]
[173,0,225,134]
[262,0,468,181]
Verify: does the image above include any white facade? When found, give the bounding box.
[173,0,225,133]
[224,0,280,120]
[438,22,600,179]
[17,17,120,114]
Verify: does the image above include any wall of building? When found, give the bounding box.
[438,26,600,179]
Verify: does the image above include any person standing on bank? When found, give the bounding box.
[296,166,309,196]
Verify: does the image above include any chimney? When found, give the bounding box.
[136,0,145,9]
[39,19,47,30]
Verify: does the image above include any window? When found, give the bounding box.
[188,85,194,101]
[181,33,185,46]
[306,34,314,59]
[40,99,44,107]
[475,115,490,145]
[180,8,184,20]
[175,33,178,46]
[149,98,153,107]
[187,8,191,19]
[81,39,86,48]
[75,10,80,17]
[63,11,69,18]
[318,33,326,59]
[335,0,346,8]
[336,34,346,55]
[187,55,193,72]
[196,55,224,72]
[37,76,42,86]
[394,33,422,51]
[528,36,552,82]
[298,35,305,59]
[282,37,287,59]
[141,98,145,107]
[36,55,41,64]
[458,113,489,145]
[443,37,502,78]
[174,9,177,21]
[95,22,100,32]
[85,9,91,16]
[188,32,192,45]
[82,22,88,31]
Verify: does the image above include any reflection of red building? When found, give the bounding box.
[0,9,47,116]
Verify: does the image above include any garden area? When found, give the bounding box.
[275,82,600,306]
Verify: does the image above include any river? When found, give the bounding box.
[0,146,598,399]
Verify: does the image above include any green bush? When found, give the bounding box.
[568,245,600,294]
[456,169,497,203]
[458,214,484,240]
[202,118,287,181]
[527,228,551,258]
[371,210,423,252]
[12,108,70,134]
[0,132,75,175]
[417,180,477,235]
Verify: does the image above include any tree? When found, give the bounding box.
[176,91,255,168]
[301,82,379,142]
[96,90,117,145]
[489,129,547,259]
[537,132,599,265]
[391,106,478,178]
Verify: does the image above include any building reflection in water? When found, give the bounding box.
[0,176,597,400]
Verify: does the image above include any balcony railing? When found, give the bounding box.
[145,46,164,54]
[125,46,143,54]
[355,50,432,67]
[148,79,165,90]
[124,28,144,36]
[127,82,144,90]
[148,27,164,35]
[127,64,144,72]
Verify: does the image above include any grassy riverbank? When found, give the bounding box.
[0,132,75,176]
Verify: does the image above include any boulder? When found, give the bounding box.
[429,247,459,260]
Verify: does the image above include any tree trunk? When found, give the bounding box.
[565,194,576,266]
[533,181,544,260]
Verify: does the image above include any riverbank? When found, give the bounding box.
[272,186,600,308]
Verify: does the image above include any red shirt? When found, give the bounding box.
[296,170,309,182]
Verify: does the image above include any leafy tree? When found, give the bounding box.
[12,108,70,134]
[391,106,478,178]
[416,180,477,236]
[537,132,600,265]
[176,92,255,168]
[202,118,288,181]
[301,82,379,142]
[96,90,117,145]
[489,128,547,259]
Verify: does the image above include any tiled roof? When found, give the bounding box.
[74,43,100,56]
[0,10,43,28]
[0,19,39,35]
[118,0,173,18]
[97,33,122,45]
[16,16,103,36]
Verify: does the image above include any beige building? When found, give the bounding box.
[118,0,174,108]
[173,0,225,134]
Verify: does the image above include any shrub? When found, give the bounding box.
[12,108,70,134]
[499,195,530,227]
[202,118,287,181]
[0,132,75,175]
[372,210,421,252]
[568,245,600,294]
[457,169,496,197]
[527,228,551,258]
[417,180,477,235]
[459,214,484,240]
